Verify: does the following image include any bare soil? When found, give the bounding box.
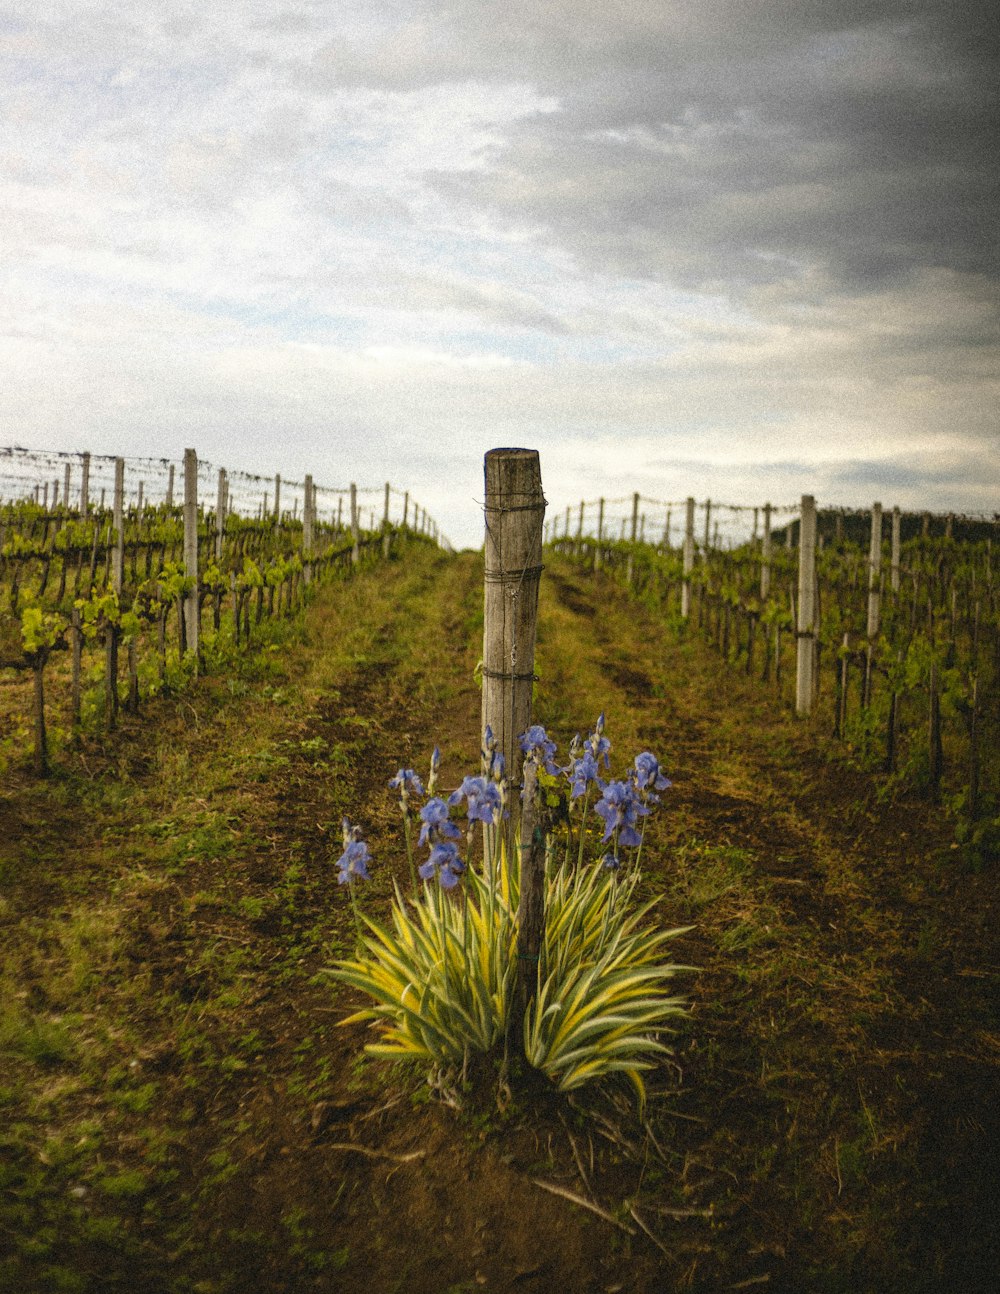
[1,546,997,1293]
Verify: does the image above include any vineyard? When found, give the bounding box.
[551,492,1000,865]
[1,448,442,778]
[1,454,998,1293]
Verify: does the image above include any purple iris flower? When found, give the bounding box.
[388,768,424,809]
[568,750,601,800]
[427,745,441,795]
[417,796,461,847]
[633,752,671,802]
[448,775,503,826]
[519,724,560,775]
[336,838,372,885]
[601,852,622,871]
[594,779,648,848]
[587,714,611,770]
[419,840,465,889]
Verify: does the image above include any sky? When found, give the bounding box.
[2,0,998,549]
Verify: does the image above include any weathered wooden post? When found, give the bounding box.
[482,450,547,1057]
[382,481,391,559]
[183,448,199,660]
[166,463,175,509]
[760,502,772,600]
[63,462,71,511]
[795,494,817,716]
[215,469,226,561]
[890,506,901,593]
[81,451,91,517]
[349,483,359,564]
[112,458,125,594]
[681,496,695,618]
[481,448,545,795]
[273,473,282,523]
[867,502,883,639]
[703,498,712,554]
[630,492,640,543]
[303,473,314,582]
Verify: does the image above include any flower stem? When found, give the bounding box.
[403,814,417,899]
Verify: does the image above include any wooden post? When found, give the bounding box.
[382,481,391,559]
[43,482,49,510]
[350,483,359,564]
[112,458,125,594]
[303,473,314,580]
[137,480,144,512]
[166,463,174,509]
[215,468,226,560]
[594,497,604,572]
[63,462,71,511]
[681,496,695,618]
[105,457,124,731]
[274,473,281,523]
[81,451,91,517]
[795,495,817,716]
[760,503,772,600]
[481,448,545,794]
[183,448,199,659]
[890,506,901,593]
[577,500,584,540]
[630,492,639,542]
[703,498,711,554]
[663,508,672,548]
[867,502,883,639]
[752,507,759,542]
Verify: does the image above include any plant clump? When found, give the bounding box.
[330,716,691,1106]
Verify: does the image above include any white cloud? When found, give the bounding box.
[0,2,996,550]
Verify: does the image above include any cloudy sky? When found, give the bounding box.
[2,0,997,547]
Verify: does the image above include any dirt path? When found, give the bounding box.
[1,545,997,1294]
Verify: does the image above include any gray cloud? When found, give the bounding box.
[1,1,997,550]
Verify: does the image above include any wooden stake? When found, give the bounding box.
[81,451,91,518]
[215,469,226,560]
[867,502,882,639]
[350,483,359,565]
[682,496,695,618]
[795,496,817,715]
[112,458,125,595]
[481,448,545,793]
[760,503,772,600]
[183,448,199,660]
